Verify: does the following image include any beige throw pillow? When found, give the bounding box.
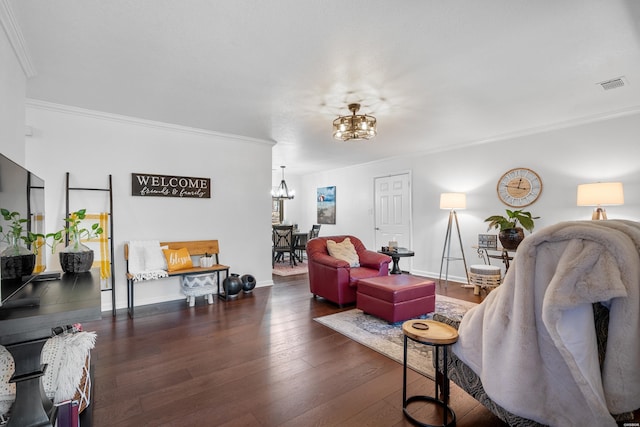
[327,238,360,267]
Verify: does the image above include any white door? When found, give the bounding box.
[374,173,412,255]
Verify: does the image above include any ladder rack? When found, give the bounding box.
[65,172,116,316]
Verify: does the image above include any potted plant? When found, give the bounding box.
[47,209,103,273]
[0,208,41,279]
[484,209,539,250]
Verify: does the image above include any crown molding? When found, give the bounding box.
[464,105,640,149]
[0,0,36,78]
[25,99,276,147]
[348,104,640,173]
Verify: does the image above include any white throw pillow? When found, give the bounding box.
[144,244,168,271]
[327,238,360,267]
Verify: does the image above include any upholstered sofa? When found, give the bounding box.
[306,235,391,306]
[434,304,628,426]
[436,220,640,426]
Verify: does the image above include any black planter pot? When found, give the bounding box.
[0,253,36,280]
[499,228,525,250]
[59,250,94,273]
[223,273,243,299]
[240,274,256,293]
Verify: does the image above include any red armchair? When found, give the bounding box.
[306,235,392,306]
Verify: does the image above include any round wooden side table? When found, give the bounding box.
[402,319,459,427]
[378,249,415,274]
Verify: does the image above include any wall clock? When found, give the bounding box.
[496,167,543,207]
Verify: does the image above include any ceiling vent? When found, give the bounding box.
[598,77,627,91]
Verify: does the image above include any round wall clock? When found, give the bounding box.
[496,167,543,207]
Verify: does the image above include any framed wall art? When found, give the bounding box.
[272,199,283,224]
[317,186,336,224]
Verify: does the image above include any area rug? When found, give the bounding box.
[272,261,308,276]
[314,295,477,378]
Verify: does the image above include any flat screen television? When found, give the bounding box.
[0,152,46,306]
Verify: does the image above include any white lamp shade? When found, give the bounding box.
[576,182,624,206]
[440,192,466,210]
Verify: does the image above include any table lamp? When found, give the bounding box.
[576,182,624,220]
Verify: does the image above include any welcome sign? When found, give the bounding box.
[131,173,211,198]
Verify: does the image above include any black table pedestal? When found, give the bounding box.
[7,338,52,427]
[378,250,415,275]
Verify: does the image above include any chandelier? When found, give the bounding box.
[272,166,294,200]
[332,103,377,141]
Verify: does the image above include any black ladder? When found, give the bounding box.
[65,172,116,316]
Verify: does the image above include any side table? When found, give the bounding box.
[378,249,415,274]
[402,319,458,427]
[472,245,515,272]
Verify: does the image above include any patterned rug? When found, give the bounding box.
[272,261,308,276]
[314,295,477,379]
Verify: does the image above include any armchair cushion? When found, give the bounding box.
[327,237,360,267]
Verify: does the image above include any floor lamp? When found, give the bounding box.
[439,193,470,287]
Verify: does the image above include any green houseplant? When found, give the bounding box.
[47,209,103,273]
[484,209,539,250]
[0,208,41,279]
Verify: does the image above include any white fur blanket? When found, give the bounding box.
[453,220,640,426]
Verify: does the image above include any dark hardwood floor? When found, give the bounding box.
[82,274,635,426]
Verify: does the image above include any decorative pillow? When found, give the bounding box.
[326,238,360,267]
[163,247,193,272]
[144,244,168,271]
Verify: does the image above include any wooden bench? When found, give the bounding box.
[124,240,230,318]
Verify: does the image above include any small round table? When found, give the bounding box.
[378,249,415,274]
[402,319,459,427]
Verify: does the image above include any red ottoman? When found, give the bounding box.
[356,275,436,323]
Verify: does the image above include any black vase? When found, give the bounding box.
[223,273,243,299]
[0,253,36,280]
[499,228,525,250]
[59,250,94,273]
[240,274,256,293]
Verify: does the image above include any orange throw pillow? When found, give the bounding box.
[163,247,193,272]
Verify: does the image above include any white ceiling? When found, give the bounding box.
[10,0,640,175]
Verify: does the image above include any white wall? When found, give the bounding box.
[294,112,640,282]
[25,101,275,311]
[0,21,27,163]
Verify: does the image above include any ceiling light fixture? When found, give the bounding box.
[272,166,295,200]
[332,103,377,141]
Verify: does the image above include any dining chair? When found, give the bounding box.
[272,225,296,267]
[294,224,321,262]
[294,231,309,262]
[310,224,321,239]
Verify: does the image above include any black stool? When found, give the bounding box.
[402,319,459,427]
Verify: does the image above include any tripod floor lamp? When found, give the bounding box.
[439,193,470,287]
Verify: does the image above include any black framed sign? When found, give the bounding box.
[131,173,211,198]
